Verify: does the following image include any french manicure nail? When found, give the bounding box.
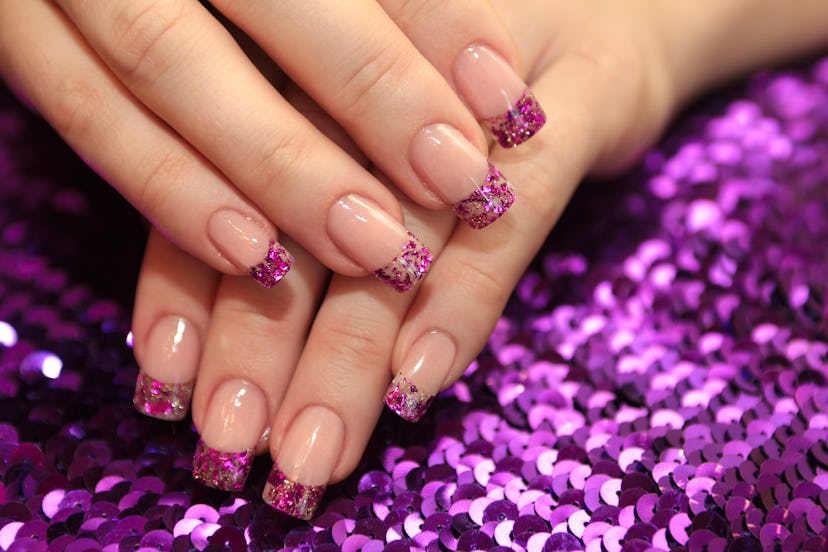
[207,209,294,288]
[262,406,344,520]
[192,380,266,491]
[411,124,515,229]
[385,331,456,422]
[327,194,432,292]
[454,44,546,148]
[133,316,198,421]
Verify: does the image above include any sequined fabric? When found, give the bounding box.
[374,232,433,292]
[2,57,828,549]
[132,372,193,421]
[484,89,547,148]
[455,163,516,229]
[192,439,254,492]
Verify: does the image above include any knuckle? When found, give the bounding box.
[336,33,415,122]
[447,252,512,311]
[47,78,102,140]
[134,148,190,215]
[314,311,392,374]
[247,129,316,196]
[569,27,645,95]
[383,0,436,28]
[109,1,191,81]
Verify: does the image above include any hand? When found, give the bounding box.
[0,0,544,292]
[130,0,828,520]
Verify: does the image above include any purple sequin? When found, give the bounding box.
[484,89,547,148]
[262,464,325,521]
[455,163,516,229]
[374,232,432,293]
[191,439,253,492]
[249,241,294,288]
[132,372,193,421]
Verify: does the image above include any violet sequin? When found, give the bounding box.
[191,439,253,492]
[262,464,326,521]
[384,374,434,422]
[3,57,828,550]
[249,241,293,288]
[455,163,516,229]
[483,89,546,148]
[374,232,432,292]
[132,372,193,421]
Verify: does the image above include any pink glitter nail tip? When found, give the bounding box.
[249,241,294,288]
[455,163,516,229]
[374,232,432,293]
[262,464,326,520]
[132,372,193,421]
[191,439,254,492]
[484,89,546,148]
[384,374,434,423]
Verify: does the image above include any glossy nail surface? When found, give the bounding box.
[327,194,432,292]
[133,316,198,421]
[263,406,344,520]
[385,331,456,422]
[411,124,515,229]
[454,44,546,147]
[192,380,266,491]
[207,209,293,287]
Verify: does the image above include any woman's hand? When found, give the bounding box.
[0,0,544,292]
[134,0,828,520]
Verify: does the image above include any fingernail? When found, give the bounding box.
[385,331,456,422]
[411,124,515,229]
[133,316,198,421]
[192,380,266,491]
[327,194,432,292]
[262,406,344,520]
[207,209,294,288]
[454,44,546,148]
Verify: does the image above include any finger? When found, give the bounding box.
[131,229,219,421]
[387,43,626,422]
[54,0,436,288]
[189,239,328,492]
[379,0,548,149]
[261,188,455,519]
[0,1,294,288]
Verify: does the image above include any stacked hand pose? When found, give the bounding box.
[2,0,827,519]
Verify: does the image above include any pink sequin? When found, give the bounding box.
[262,464,325,520]
[374,232,432,293]
[484,90,546,148]
[249,241,294,288]
[455,163,515,229]
[385,374,434,422]
[191,439,253,492]
[132,372,193,421]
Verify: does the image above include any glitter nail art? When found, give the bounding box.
[249,241,294,288]
[374,232,433,293]
[455,163,516,229]
[484,90,546,148]
[384,373,434,422]
[191,439,254,492]
[132,372,193,421]
[262,464,326,520]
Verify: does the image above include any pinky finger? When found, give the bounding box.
[131,229,219,420]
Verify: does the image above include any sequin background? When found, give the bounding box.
[1,58,828,551]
